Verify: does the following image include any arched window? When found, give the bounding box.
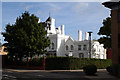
[66,45,68,50]
[71,45,74,50]
[52,43,54,50]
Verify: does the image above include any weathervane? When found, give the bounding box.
[49,12,51,17]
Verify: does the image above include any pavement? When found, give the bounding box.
[1,69,120,80]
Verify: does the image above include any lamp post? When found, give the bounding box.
[88,32,93,58]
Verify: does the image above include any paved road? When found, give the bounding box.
[2,69,119,80]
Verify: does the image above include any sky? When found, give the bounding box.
[1,1,111,43]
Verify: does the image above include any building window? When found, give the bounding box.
[71,45,74,50]
[78,45,81,50]
[52,43,54,50]
[118,12,120,22]
[83,45,87,50]
[66,45,68,50]
[79,53,84,58]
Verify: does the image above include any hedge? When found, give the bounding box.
[45,57,111,70]
[28,58,43,67]
[6,57,111,70]
[45,57,71,70]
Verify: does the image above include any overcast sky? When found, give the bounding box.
[1,1,111,43]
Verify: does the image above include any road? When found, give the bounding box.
[2,69,119,80]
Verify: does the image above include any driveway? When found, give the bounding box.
[2,69,119,80]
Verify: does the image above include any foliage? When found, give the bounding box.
[2,11,50,59]
[97,17,111,48]
[83,64,97,75]
[16,60,26,66]
[106,64,119,76]
[45,57,112,70]
[0,42,2,48]
[106,65,112,74]
[98,37,111,49]
[5,57,111,70]
[29,58,43,67]
[45,57,71,70]
[4,56,14,66]
[6,57,26,66]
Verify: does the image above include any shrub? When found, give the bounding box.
[7,58,14,65]
[16,60,26,66]
[45,57,111,70]
[83,64,97,75]
[45,57,70,70]
[28,58,43,67]
[106,65,112,74]
[106,64,119,76]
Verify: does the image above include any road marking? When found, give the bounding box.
[8,75,16,78]
[2,75,8,77]
[3,74,16,79]
[7,71,13,73]
[37,75,44,77]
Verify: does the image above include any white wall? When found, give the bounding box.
[56,34,69,56]
[45,17,106,59]
[46,34,57,52]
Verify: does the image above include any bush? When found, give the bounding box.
[106,64,119,75]
[7,58,14,65]
[16,60,26,66]
[45,57,71,70]
[106,65,112,74]
[28,58,43,67]
[83,64,97,75]
[45,57,111,70]
[7,56,111,70]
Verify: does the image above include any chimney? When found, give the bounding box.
[58,26,61,34]
[78,30,82,41]
[61,25,64,35]
[85,32,89,40]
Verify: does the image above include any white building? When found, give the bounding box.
[43,16,106,59]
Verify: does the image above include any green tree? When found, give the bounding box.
[97,17,111,48]
[2,11,50,60]
[0,41,2,48]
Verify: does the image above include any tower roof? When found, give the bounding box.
[46,16,52,22]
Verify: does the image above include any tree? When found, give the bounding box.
[2,11,50,60]
[0,41,2,48]
[97,17,111,48]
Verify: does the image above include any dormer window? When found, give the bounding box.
[66,45,68,51]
